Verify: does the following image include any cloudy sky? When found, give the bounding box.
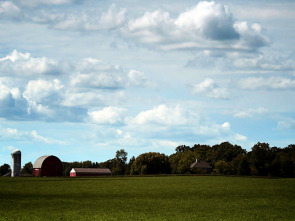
[1,0,295,165]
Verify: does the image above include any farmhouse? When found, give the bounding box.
[33,155,63,177]
[70,168,112,177]
[190,159,212,174]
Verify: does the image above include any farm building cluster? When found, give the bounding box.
[9,149,112,177]
[8,149,212,177]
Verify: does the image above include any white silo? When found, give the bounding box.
[11,149,21,177]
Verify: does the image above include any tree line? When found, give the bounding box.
[1,142,295,177]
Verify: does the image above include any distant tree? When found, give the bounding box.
[112,149,128,175]
[131,152,170,175]
[215,160,232,175]
[0,163,11,176]
[250,142,274,176]
[210,142,246,164]
[231,154,250,175]
[175,145,191,153]
[191,144,211,161]
[100,158,116,172]
[125,156,135,175]
[169,151,198,174]
[271,151,294,177]
[21,162,33,175]
[82,160,93,168]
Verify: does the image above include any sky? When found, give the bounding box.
[1,0,295,165]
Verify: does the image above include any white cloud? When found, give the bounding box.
[23,79,64,105]
[238,77,295,90]
[100,4,127,30]
[127,69,151,87]
[233,21,268,48]
[235,133,247,141]
[13,0,76,8]
[53,4,126,31]
[0,126,63,144]
[125,1,267,52]
[233,107,268,118]
[0,1,21,19]
[71,72,125,90]
[190,78,229,99]
[62,90,126,107]
[71,60,150,90]
[175,1,238,40]
[88,106,127,125]
[0,50,63,76]
[278,117,295,130]
[133,104,194,126]
[198,121,231,138]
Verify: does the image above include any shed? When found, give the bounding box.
[70,168,112,177]
[33,155,63,177]
[190,159,212,174]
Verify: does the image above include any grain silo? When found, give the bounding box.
[11,149,21,177]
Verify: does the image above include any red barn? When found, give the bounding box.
[70,168,111,177]
[33,155,63,177]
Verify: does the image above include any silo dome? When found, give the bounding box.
[12,149,21,155]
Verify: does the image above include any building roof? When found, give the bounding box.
[71,168,111,174]
[33,155,58,168]
[190,161,212,169]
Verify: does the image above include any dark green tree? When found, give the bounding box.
[232,154,250,175]
[21,162,33,175]
[250,142,274,176]
[0,163,11,176]
[131,152,170,175]
[112,149,128,175]
[125,156,135,175]
[175,145,191,153]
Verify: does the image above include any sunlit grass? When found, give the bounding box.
[0,176,294,220]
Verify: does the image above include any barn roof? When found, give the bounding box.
[33,155,59,168]
[190,161,212,169]
[33,156,50,168]
[71,168,111,174]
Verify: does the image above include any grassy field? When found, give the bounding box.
[0,176,294,221]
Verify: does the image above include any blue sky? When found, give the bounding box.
[1,0,295,165]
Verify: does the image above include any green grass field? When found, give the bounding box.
[0,176,294,221]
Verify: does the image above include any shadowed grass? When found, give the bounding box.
[0,176,294,220]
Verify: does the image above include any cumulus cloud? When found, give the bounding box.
[133,104,195,126]
[0,50,63,77]
[175,1,239,41]
[190,78,229,99]
[71,59,150,90]
[238,76,295,90]
[23,79,64,105]
[125,1,268,51]
[0,79,88,122]
[0,50,153,122]
[0,81,29,119]
[88,106,127,125]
